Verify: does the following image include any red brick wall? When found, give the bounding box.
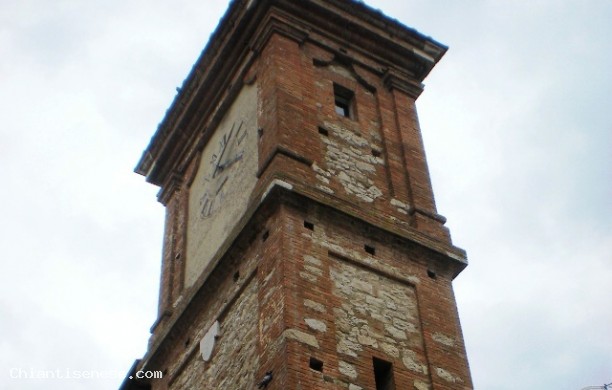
[144,190,471,390]
[139,4,470,389]
[255,30,451,245]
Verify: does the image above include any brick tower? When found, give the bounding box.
[121,0,472,389]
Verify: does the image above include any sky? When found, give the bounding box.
[0,0,610,389]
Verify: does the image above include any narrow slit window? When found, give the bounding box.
[373,357,396,390]
[334,83,355,118]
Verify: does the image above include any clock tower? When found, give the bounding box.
[121,0,472,389]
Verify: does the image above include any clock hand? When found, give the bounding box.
[217,152,244,171]
[215,176,229,195]
[212,127,234,178]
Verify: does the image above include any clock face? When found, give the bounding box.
[186,84,258,288]
[199,120,248,219]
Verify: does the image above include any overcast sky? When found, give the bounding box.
[1,1,610,389]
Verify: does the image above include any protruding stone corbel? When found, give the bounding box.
[158,173,184,206]
[382,68,424,99]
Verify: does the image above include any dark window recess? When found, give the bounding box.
[304,221,314,230]
[364,244,376,256]
[318,126,329,136]
[371,148,382,158]
[373,357,396,390]
[258,127,264,138]
[262,230,270,242]
[334,83,355,118]
[233,271,240,282]
[309,357,324,372]
[427,269,437,279]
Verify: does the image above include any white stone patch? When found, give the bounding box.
[338,361,358,379]
[283,328,319,348]
[349,384,363,390]
[312,163,330,177]
[432,332,455,347]
[316,184,335,194]
[414,379,431,390]
[305,318,327,333]
[299,272,318,283]
[385,325,407,340]
[325,242,353,258]
[435,367,462,384]
[402,350,427,374]
[261,179,293,202]
[356,333,378,348]
[381,342,399,358]
[337,339,360,357]
[304,299,326,313]
[356,160,376,173]
[316,174,330,184]
[304,255,322,266]
[391,198,410,212]
[390,198,411,215]
[304,265,323,276]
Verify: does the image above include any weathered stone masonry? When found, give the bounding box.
[279,195,470,389]
[122,0,472,389]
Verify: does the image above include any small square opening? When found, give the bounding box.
[364,244,376,256]
[309,357,324,372]
[334,83,355,119]
[318,126,329,136]
[304,221,315,230]
[427,269,437,279]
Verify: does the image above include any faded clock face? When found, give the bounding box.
[186,84,258,288]
[199,120,248,219]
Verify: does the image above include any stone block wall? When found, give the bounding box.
[278,195,472,389]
